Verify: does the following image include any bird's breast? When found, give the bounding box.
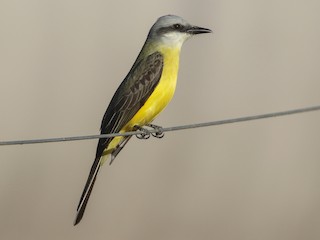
[124,47,181,129]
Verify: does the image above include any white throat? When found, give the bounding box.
[158,32,191,49]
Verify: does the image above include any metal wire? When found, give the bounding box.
[1,105,319,146]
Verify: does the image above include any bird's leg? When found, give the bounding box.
[146,124,165,138]
[134,125,151,139]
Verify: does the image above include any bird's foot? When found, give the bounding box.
[146,124,164,138]
[134,124,164,139]
[134,125,151,139]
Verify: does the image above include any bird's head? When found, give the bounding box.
[147,15,212,48]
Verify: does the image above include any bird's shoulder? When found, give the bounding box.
[121,51,163,94]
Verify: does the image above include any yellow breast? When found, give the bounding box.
[123,46,181,130]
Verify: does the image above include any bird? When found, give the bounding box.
[74,14,212,225]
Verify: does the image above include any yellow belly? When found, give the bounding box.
[101,46,180,163]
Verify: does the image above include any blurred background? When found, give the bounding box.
[1,0,320,239]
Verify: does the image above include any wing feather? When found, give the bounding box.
[96,51,163,158]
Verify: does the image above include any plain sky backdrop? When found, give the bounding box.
[1,1,320,240]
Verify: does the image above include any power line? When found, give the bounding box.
[1,105,319,146]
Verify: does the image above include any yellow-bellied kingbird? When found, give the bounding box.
[74,15,211,225]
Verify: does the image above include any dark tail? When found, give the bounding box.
[74,157,101,225]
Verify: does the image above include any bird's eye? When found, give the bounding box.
[173,24,183,30]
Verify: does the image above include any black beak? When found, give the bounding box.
[187,26,212,35]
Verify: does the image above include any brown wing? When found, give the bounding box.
[96,51,163,159]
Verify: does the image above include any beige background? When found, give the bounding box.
[1,0,320,239]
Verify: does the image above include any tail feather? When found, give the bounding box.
[74,136,132,225]
[74,158,101,225]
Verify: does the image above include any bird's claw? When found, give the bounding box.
[134,124,165,139]
[147,124,164,138]
[134,126,151,139]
